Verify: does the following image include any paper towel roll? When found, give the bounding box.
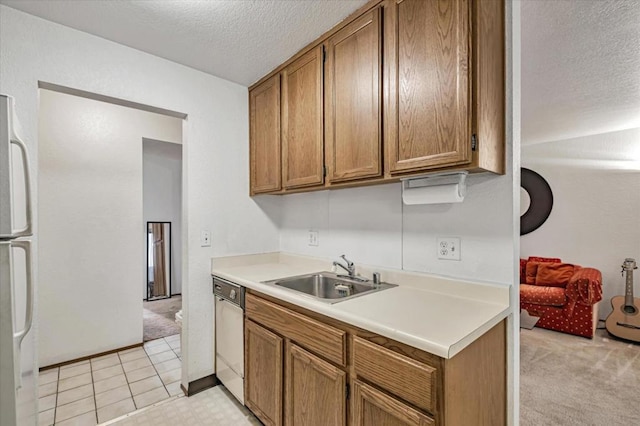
[402,183,465,205]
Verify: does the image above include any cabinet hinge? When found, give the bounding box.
[346,383,350,400]
[471,134,477,152]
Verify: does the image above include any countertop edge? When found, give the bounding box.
[447,306,513,358]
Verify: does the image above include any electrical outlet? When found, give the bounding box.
[308,230,319,246]
[437,237,461,261]
[201,230,211,247]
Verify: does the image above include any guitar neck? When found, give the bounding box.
[625,269,635,307]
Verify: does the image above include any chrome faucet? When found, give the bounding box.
[333,254,356,278]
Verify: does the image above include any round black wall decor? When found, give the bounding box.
[520,168,553,236]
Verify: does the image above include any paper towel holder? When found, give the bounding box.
[401,171,468,205]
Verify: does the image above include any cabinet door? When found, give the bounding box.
[325,8,382,183]
[385,0,471,174]
[352,380,434,426]
[281,46,324,189]
[286,343,346,426]
[249,74,281,194]
[245,320,283,426]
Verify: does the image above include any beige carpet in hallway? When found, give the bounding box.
[521,327,640,425]
[143,296,181,342]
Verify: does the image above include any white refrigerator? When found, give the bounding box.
[0,94,37,425]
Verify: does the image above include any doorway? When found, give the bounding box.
[37,86,186,423]
[142,138,183,342]
[519,1,640,423]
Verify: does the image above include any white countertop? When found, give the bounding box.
[211,252,511,359]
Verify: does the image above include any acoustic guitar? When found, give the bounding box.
[605,258,640,342]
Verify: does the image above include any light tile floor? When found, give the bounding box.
[108,386,259,426]
[38,334,182,426]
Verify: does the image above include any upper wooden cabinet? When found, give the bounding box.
[249,74,281,195]
[281,46,325,189]
[248,0,504,195]
[325,8,382,183]
[385,0,471,174]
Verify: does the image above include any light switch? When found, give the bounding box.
[308,230,319,246]
[201,230,211,247]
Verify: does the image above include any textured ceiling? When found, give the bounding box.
[523,127,640,170]
[522,0,640,145]
[0,0,368,86]
[2,0,638,148]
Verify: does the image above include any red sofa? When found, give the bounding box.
[520,256,603,338]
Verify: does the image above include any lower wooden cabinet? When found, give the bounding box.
[286,343,346,426]
[244,320,283,426]
[244,291,506,426]
[352,380,434,426]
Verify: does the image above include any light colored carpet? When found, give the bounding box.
[521,327,640,425]
[143,296,182,342]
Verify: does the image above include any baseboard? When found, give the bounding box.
[143,293,181,301]
[181,374,219,396]
[39,342,143,371]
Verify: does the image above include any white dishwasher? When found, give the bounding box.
[213,276,245,404]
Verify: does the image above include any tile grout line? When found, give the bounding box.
[164,335,183,392]
[123,341,173,410]
[53,368,59,425]
[90,357,99,425]
[166,335,182,361]
[167,335,183,394]
[53,364,97,424]
[119,350,139,412]
[145,340,173,399]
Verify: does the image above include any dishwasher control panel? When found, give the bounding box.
[212,275,245,309]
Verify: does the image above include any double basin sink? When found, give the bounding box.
[262,271,396,304]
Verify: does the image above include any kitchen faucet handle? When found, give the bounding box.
[340,254,353,267]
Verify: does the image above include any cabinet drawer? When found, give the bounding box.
[245,293,346,366]
[353,336,437,414]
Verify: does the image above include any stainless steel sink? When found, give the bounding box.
[262,272,396,303]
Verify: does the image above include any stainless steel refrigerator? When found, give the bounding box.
[0,94,37,425]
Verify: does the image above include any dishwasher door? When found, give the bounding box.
[215,296,244,404]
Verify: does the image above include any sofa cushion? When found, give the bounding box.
[525,262,539,284]
[520,284,566,307]
[528,256,562,263]
[523,257,562,284]
[536,263,576,287]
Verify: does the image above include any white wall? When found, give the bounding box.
[143,139,183,297]
[402,173,514,284]
[521,134,640,319]
[279,183,403,269]
[280,173,514,284]
[0,5,281,383]
[38,90,181,366]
